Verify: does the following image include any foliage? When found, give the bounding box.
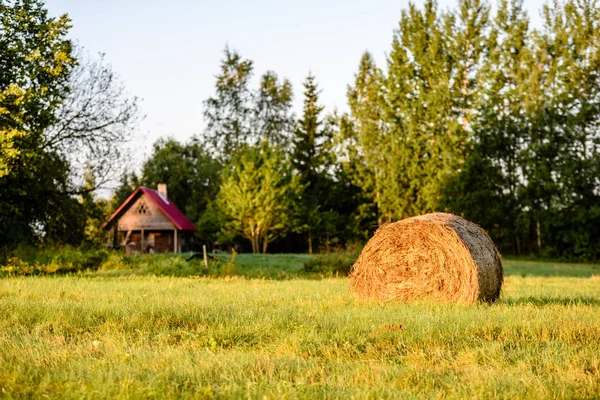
[381,0,465,219]
[109,171,141,212]
[303,250,359,276]
[203,47,294,159]
[255,71,295,150]
[0,0,75,245]
[203,47,254,158]
[438,0,600,259]
[0,0,74,179]
[0,0,139,248]
[341,0,489,222]
[140,137,222,231]
[291,74,337,253]
[79,168,111,245]
[5,0,600,260]
[338,0,600,260]
[340,53,386,224]
[0,247,311,279]
[0,245,110,275]
[216,142,302,254]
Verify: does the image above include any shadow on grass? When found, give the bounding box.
[502,296,600,307]
[504,259,600,278]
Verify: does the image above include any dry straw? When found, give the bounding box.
[350,213,503,304]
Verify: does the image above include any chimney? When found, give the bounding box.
[157,184,167,199]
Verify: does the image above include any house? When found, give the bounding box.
[102,184,197,253]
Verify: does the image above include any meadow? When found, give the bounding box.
[0,254,599,399]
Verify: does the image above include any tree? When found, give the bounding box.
[254,71,294,149]
[46,50,141,188]
[291,74,333,253]
[140,136,221,231]
[525,0,600,258]
[203,48,296,159]
[109,172,141,212]
[341,52,387,224]
[0,0,75,245]
[439,0,600,259]
[0,0,74,177]
[217,142,301,254]
[382,0,466,219]
[447,0,491,132]
[80,167,110,245]
[203,47,254,159]
[0,1,140,247]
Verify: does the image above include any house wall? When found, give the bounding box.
[117,193,176,231]
[127,230,174,253]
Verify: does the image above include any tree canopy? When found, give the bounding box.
[4,0,600,261]
[0,0,140,246]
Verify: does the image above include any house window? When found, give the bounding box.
[136,201,150,215]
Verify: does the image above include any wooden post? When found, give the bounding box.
[141,229,144,253]
[173,229,178,253]
[203,245,208,269]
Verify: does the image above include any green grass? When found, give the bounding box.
[0,256,599,399]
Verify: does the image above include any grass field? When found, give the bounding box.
[1,255,600,399]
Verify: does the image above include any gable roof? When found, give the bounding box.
[102,186,198,231]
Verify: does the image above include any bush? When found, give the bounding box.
[303,250,359,276]
[0,246,110,276]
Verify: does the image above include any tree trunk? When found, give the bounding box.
[250,236,258,254]
[308,230,313,254]
[262,238,268,254]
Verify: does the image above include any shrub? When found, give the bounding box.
[303,250,358,276]
[0,246,111,276]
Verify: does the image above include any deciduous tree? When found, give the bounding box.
[217,142,301,253]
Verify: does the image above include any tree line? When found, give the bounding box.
[3,0,600,260]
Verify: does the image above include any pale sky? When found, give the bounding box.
[45,0,546,165]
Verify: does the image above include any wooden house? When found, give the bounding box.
[102,184,197,253]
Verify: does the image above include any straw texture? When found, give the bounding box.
[350,213,503,304]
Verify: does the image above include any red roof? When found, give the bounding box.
[102,186,198,231]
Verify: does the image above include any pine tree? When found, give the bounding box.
[292,74,332,253]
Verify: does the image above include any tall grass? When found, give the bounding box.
[0,256,599,398]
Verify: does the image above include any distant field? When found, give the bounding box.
[1,256,599,399]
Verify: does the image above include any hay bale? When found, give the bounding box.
[350,212,503,304]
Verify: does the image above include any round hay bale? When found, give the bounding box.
[350,212,503,304]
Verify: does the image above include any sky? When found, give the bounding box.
[44,0,547,166]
